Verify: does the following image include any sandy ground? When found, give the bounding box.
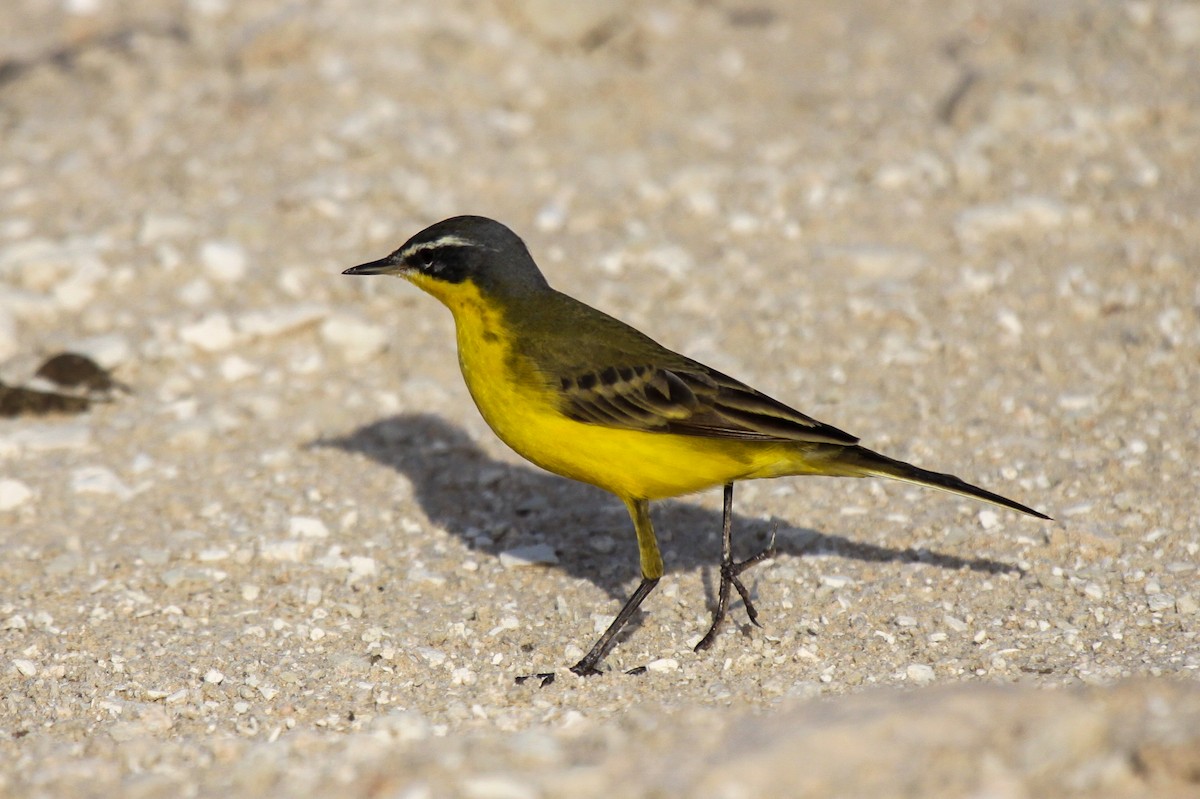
[2,0,1198,796]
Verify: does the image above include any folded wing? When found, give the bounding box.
[557,362,859,446]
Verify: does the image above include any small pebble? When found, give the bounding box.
[178,278,213,307]
[52,254,107,311]
[646,658,680,673]
[179,313,238,352]
[237,305,328,339]
[825,245,926,280]
[1,615,27,630]
[319,315,387,363]
[0,238,66,289]
[71,466,133,500]
[12,659,38,677]
[348,556,378,582]
[203,668,225,684]
[219,355,257,382]
[955,196,1070,243]
[499,544,558,568]
[510,0,623,45]
[416,647,447,666]
[460,775,537,799]
[0,423,92,453]
[1059,394,1096,412]
[943,615,968,633]
[160,567,226,589]
[535,200,568,232]
[370,710,431,742]
[906,664,936,685]
[200,240,248,284]
[314,549,349,571]
[0,478,33,510]
[138,212,194,243]
[46,553,81,576]
[164,689,189,704]
[259,540,311,562]
[1147,594,1175,613]
[408,566,446,585]
[288,516,330,539]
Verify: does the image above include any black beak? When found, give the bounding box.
[343,257,399,276]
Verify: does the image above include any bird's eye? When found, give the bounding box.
[420,254,439,272]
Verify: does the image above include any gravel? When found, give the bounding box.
[2,0,1198,796]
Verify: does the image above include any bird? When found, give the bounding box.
[343,215,1050,682]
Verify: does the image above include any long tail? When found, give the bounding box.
[833,445,1051,520]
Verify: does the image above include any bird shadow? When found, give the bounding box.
[311,413,1019,606]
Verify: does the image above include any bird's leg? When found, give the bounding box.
[695,482,777,652]
[568,575,660,679]
[570,498,663,676]
[694,483,736,651]
[519,498,662,686]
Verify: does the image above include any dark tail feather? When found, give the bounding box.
[835,446,1051,520]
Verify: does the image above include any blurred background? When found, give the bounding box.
[1,1,1198,796]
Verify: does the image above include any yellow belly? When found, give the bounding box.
[499,412,799,500]
[450,298,814,501]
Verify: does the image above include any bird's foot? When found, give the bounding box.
[694,537,777,652]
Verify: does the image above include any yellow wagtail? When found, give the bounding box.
[344,215,1050,681]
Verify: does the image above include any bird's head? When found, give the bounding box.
[344,216,550,305]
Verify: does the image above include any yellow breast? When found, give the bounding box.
[434,281,810,501]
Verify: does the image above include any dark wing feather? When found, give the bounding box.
[559,361,859,446]
[513,288,859,446]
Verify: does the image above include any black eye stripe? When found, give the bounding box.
[405,244,474,284]
[408,244,472,263]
